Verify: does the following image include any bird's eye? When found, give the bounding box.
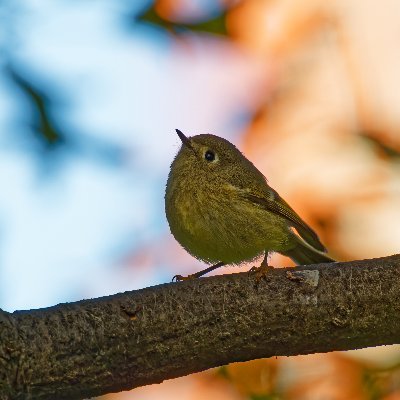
[204,150,215,162]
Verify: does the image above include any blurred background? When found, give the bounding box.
[1,0,400,398]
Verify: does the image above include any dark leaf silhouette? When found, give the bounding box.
[135,4,228,36]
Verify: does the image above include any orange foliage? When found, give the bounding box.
[283,353,369,400]
[229,0,400,261]
[227,0,331,57]
[224,359,280,397]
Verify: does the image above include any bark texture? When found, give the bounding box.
[1,255,400,400]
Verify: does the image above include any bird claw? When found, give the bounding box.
[248,265,274,282]
[247,266,258,275]
[172,274,196,282]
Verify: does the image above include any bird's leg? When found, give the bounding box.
[248,252,274,280]
[172,262,225,281]
[260,252,274,269]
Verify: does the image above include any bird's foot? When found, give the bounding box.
[248,264,274,282]
[172,262,225,281]
[172,274,197,282]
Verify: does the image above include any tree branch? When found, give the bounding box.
[1,255,400,400]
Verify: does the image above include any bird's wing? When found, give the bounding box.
[240,187,327,252]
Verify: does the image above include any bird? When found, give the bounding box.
[165,129,334,280]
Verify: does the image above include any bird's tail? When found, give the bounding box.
[283,234,335,265]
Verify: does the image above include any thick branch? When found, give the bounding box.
[1,255,400,400]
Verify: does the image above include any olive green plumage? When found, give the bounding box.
[165,131,334,268]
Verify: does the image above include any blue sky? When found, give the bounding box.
[0,0,259,311]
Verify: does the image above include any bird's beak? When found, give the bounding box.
[175,129,193,150]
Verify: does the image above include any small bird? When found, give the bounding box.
[165,129,334,280]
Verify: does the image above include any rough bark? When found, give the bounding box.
[1,255,400,400]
